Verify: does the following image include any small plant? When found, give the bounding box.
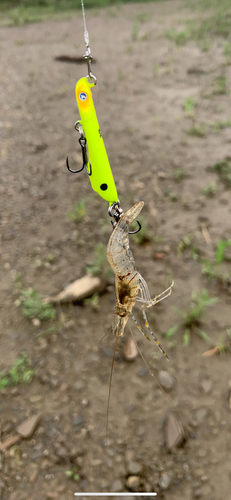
[84,293,100,312]
[184,96,195,117]
[65,468,80,482]
[216,240,231,264]
[166,28,189,46]
[213,119,231,132]
[203,329,231,356]
[20,289,56,321]
[0,354,34,390]
[124,45,133,54]
[202,182,217,197]
[85,242,112,277]
[187,125,206,138]
[213,75,227,95]
[8,6,41,26]
[210,157,231,189]
[224,41,231,59]
[136,12,149,23]
[202,240,231,284]
[173,169,185,182]
[165,289,218,346]
[131,22,139,41]
[153,63,159,73]
[66,200,86,223]
[177,234,194,256]
[36,325,59,339]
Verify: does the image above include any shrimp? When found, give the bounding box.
[105,201,173,436]
[107,201,173,355]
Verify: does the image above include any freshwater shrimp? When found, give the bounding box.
[106,201,173,432]
[107,201,173,355]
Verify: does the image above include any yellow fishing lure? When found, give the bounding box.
[74,77,118,206]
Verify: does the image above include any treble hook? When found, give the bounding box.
[108,202,142,235]
[128,220,142,235]
[110,218,142,234]
[66,135,92,176]
[66,154,84,174]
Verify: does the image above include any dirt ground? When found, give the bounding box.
[0,1,231,499]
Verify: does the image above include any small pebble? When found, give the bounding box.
[29,395,42,403]
[199,379,212,394]
[17,414,41,439]
[110,479,124,492]
[126,475,140,491]
[157,370,174,391]
[165,412,184,450]
[73,415,83,426]
[123,337,138,361]
[196,408,207,423]
[136,425,145,437]
[60,383,68,392]
[46,493,58,499]
[29,468,39,483]
[127,461,142,475]
[137,367,149,377]
[159,472,172,490]
[74,380,85,391]
[32,318,41,327]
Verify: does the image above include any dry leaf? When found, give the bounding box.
[153,252,166,260]
[202,346,220,357]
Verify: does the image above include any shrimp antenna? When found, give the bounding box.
[106,335,119,443]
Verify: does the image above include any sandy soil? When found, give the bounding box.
[0,1,231,499]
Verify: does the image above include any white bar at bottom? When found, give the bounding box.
[74,494,157,497]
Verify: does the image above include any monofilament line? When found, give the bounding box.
[74,493,157,497]
[81,0,89,47]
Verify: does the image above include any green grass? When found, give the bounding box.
[20,288,56,321]
[84,292,100,311]
[131,21,139,41]
[213,75,227,95]
[136,12,149,23]
[224,41,231,58]
[187,125,206,138]
[202,240,231,283]
[173,169,185,182]
[0,0,167,23]
[184,96,196,117]
[212,119,231,132]
[210,157,231,189]
[66,200,86,223]
[202,182,217,197]
[0,354,34,390]
[165,289,218,347]
[65,468,80,482]
[166,28,191,47]
[177,233,194,256]
[165,2,231,50]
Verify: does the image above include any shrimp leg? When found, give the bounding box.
[141,305,169,360]
[137,274,174,307]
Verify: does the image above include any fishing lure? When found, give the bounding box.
[66,1,118,206]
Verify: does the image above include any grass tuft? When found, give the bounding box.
[0,354,34,390]
[21,289,56,321]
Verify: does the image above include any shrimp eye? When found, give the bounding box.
[100,183,108,191]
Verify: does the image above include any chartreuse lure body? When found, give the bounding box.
[75,77,118,205]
